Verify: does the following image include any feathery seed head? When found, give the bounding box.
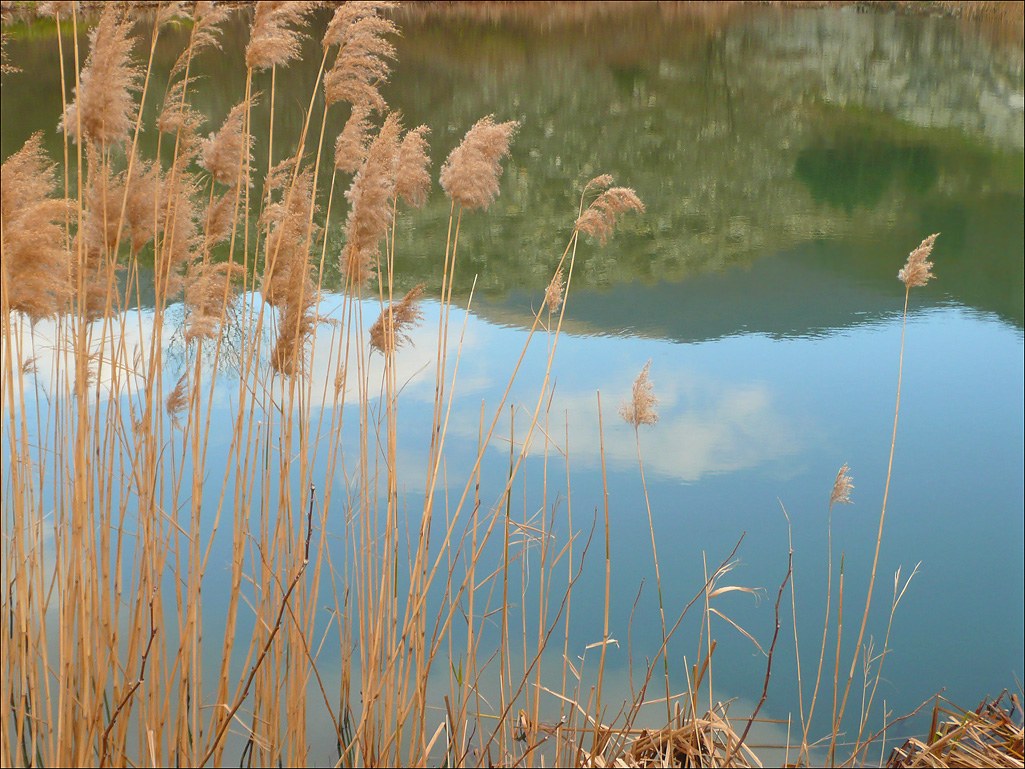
[439,115,518,211]
[620,360,659,428]
[341,113,401,287]
[1,134,71,321]
[334,104,373,173]
[246,1,317,71]
[830,463,854,511]
[369,283,425,354]
[166,374,188,428]
[395,125,431,208]
[544,268,564,314]
[201,96,257,185]
[575,186,644,245]
[60,7,140,146]
[898,233,938,290]
[323,2,398,110]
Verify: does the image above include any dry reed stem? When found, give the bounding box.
[835,235,940,762]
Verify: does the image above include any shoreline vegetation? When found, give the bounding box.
[1,2,1021,768]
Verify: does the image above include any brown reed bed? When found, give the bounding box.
[0,2,1004,768]
[887,693,1024,768]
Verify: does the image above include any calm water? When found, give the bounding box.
[4,3,1023,760]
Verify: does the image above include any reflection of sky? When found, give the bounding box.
[9,293,1023,746]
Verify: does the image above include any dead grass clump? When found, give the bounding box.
[610,710,758,768]
[887,693,1024,768]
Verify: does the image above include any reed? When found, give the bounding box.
[1,4,953,768]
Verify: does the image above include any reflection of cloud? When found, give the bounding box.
[479,364,801,483]
[303,296,492,409]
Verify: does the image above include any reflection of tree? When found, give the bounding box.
[4,5,1020,329]
[795,133,938,212]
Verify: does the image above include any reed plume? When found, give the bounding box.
[201,96,257,186]
[830,463,854,511]
[262,165,318,306]
[340,113,401,286]
[261,166,319,374]
[334,104,372,173]
[246,1,318,71]
[184,261,245,344]
[898,233,938,289]
[203,186,239,249]
[170,1,232,78]
[544,267,564,314]
[620,360,659,427]
[396,125,432,208]
[0,133,70,321]
[439,115,519,211]
[322,1,397,110]
[60,6,140,146]
[155,154,202,299]
[575,185,645,244]
[166,373,188,427]
[369,283,425,354]
[158,78,205,137]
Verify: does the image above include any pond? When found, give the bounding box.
[2,3,1022,766]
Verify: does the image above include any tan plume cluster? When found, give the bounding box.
[202,186,239,251]
[0,134,71,321]
[335,104,373,173]
[369,283,425,354]
[157,78,206,138]
[323,1,397,110]
[440,115,519,211]
[261,166,320,375]
[620,360,659,428]
[261,165,319,306]
[830,463,854,511]
[78,150,160,257]
[61,6,140,146]
[156,154,203,299]
[574,179,644,245]
[898,233,938,289]
[544,268,564,314]
[201,96,257,186]
[184,261,245,344]
[341,114,401,287]
[245,1,318,71]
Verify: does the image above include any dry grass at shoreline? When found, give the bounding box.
[0,2,1013,767]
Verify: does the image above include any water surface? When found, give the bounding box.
[3,3,1023,761]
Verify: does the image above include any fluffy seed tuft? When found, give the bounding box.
[620,360,659,428]
[898,233,938,290]
[439,115,518,211]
